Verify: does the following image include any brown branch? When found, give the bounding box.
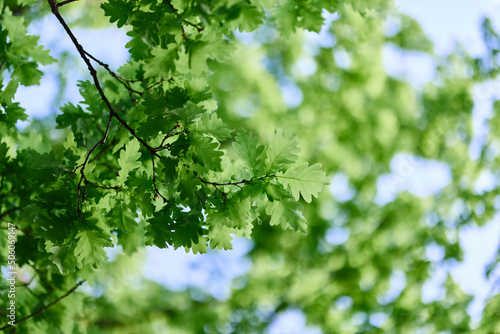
[163,0,187,40]
[75,115,113,213]
[146,79,164,91]
[83,50,142,99]
[163,0,204,35]
[0,207,18,221]
[0,280,85,331]
[151,153,168,203]
[57,0,79,6]
[82,176,120,191]
[90,138,118,163]
[111,112,160,157]
[48,0,164,212]
[197,177,250,188]
[196,177,249,202]
[156,124,182,150]
[48,0,120,212]
[182,19,204,33]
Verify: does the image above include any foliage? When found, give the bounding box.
[1,0,500,333]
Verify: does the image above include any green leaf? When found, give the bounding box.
[74,229,113,268]
[265,182,290,202]
[56,103,90,132]
[189,236,209,254]
[277,163,330,203]
[237,3,265,32]
[125,30,150,61]
[145,207,174,248]
[112,201,139,231]
[266,197,307,234]
[29,41,55,65]
[171,101,205,125]
[49,244,78,275]
[78,80,105,114]
[0,78,19,103]
[12,62,43,86]
[191,134,224,169]
[144,45,179,79]
[18,0,38,6]
[101,0,135,28]
[187,31,235,73]
[206,213,234,250]
[232,128,265,177]
[192,113,234,141]
[265,129,301,173]
[0,103,28,126]
[117,139,142,185]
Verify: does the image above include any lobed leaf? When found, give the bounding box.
[277,162,330,203]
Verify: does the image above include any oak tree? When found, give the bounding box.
[1,0,500,333]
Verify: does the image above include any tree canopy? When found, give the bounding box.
[1,0,500,332]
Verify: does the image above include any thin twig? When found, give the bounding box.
[157,125,182,150]
[163,0,187,40]
[146,79,164,91]
[90,138,118,163]
[182,20,204,33]
[196,177,250,188]
[0,280,85,331]
[83,50,142,98]
[0,207,18,221]
[196,177,249,202]
[57,0,79,6]
[151,153,168,203]
[75,115,113,213]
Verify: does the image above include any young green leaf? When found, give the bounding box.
[117,139,142,184]
[144,45,179,79]
[206,213,234,250]
[191,134,224,169]
[49,244,79,275]
[277,162,330,203]
[265,129,301,173]
[74,229,113,268]
[266,197,307,234]
[192,113,234,141]
[112,201,139,232]
[232,128,265,177]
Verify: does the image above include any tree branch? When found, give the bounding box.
[83,50,142,100]
[163,0,187,40]
[48,0,166,212]
[163,0,204,38]
[0,207,18,221]
[57,0,79,6]
[181,19,204,34]
[151,153,168,203]
[0,280,85,331]
[196,177,250,202]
